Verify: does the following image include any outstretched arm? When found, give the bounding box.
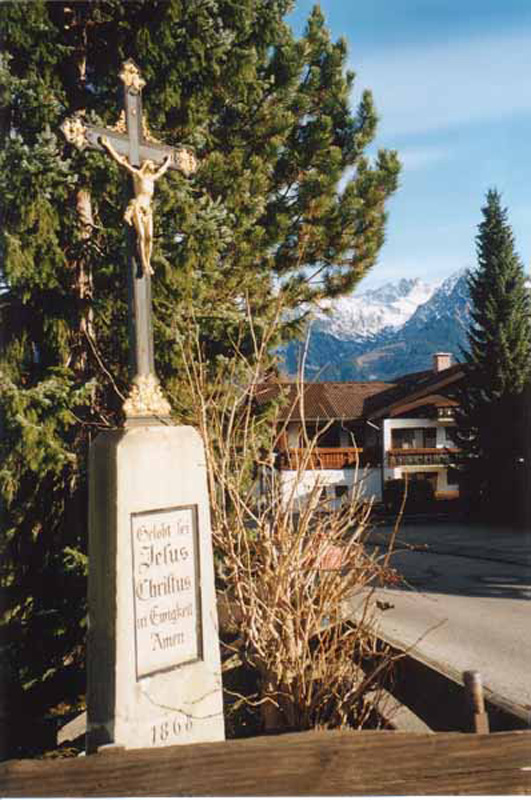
[154,154,172,180]
[100,136,137,176]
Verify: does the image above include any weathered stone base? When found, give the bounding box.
[87,425,224,753]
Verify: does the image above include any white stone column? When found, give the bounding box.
[87,424,224,752]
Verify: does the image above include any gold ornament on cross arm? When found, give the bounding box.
[110,110,127,135]
[174,148,198,177]
[61,116,89,150]
[142,117,161,144]
[119,59,146,93]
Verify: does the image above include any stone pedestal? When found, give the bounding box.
[87,424,225,753]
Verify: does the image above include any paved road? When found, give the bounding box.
[345,521,531,721]
[371,519,531,568]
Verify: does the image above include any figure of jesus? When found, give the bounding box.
[100,135,172,276]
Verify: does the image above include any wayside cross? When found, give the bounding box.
[62,59,197,420]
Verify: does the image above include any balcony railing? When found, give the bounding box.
[387,447,460,467]
[277,446,461,470]
[278,447,368,471]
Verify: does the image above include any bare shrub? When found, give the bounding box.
[172,304,397,734]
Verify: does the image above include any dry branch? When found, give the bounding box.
[173,303,398,734]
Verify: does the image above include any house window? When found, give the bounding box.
[423,428,436,449]
[335,485,348,498]
[391,428,436,449]
[444,427,458,446]
[303,423,340,448]
[392,429,416,449]
[343,423,364,448]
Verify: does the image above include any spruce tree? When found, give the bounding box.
[457,189,531,523]
[0,1,399,750]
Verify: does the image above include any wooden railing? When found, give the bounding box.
[2,729,530,796]
[278,447,367,470]
[277,447,460,470]
[387,447,460,467]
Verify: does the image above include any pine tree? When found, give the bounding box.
[457,189,531,523]
[0,1,399,750]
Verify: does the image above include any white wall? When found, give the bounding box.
[383,417,455,452]
[279,467,382,511]
[286,422,300,447]
[384,464,440,482]
[438,467,459,493]
[383,465,459,495]
[277,418,459,511]
[382,418,459,496]
[383,417,433,452]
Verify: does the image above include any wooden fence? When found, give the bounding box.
[1,729,531,796]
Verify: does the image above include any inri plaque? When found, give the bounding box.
[131,505,202,679]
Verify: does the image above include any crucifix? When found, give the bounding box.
[62,60,197,421]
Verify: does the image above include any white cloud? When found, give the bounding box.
[354,29,531,138]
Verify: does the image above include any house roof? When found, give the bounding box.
[255,381,396,421]
[368,364,465,420]
[256,364,466,423]
[386,393,460,418]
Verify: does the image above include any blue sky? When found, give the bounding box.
[288,1,531,289]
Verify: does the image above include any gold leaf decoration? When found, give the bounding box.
[174,148,198,177]
[119,60,146,94]
[123,374,171,418]
[61,116,89,150]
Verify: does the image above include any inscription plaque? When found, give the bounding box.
[131,505,202,679]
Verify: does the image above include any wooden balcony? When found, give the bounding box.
[387,447,460,467]
[278,447,367,470]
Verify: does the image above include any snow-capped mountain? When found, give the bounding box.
[400,272,469,334]
[313,277,435,341]
[282,271,471,381]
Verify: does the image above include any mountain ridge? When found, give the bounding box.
[281,271,471,381]
[312,276,436,342]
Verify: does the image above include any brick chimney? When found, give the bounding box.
[433,352,452,372]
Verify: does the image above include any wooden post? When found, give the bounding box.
[463,670,490,734]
